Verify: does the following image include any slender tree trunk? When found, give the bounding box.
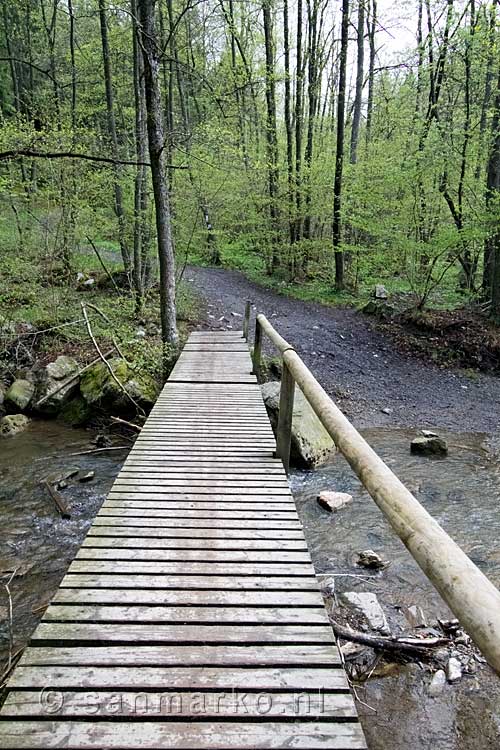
[333,0,349,290]
[485,69,500,305]
[262,0,280,272]
[294,0,304,242]
[137,0,178,345]
[131,0,147,314]
[365,0,376,143]
[283,0,294,247]
[350,0,365,164]
[98,0,131,275]
[303,0,320,247]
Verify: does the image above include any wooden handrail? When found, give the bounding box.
[253,312,500,676]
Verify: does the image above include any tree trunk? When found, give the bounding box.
[137,0,178,345]
[132,0,147,314]
[486,69,500,309]
[365,0,376,143]
[302,0,320,247]
[283,0,294,247]
[98,0,131,275]
[262,0,280,272]
[350,0,365,164]
[294,0,304,242]
[333,0,349,290]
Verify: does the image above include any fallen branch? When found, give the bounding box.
[330,617,450,656]
[35,348,115,409]
[67,446,130,457]
[86,236,123,296]
[42,481,71,519]
[0,148,152,166]
[111,416,142,433]
[81,302,145,417]
[2,570,16,677]
[84,302,127,361]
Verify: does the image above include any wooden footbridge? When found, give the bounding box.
[0,329,367,748]
[3,314,500,749]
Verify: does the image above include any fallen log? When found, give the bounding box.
[42,481,71,520]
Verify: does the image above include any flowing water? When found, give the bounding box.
[1,422,499,748]
[291,428,500,749]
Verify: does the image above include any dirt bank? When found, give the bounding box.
[186,266,500,433]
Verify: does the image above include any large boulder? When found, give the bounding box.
[58,396,93,426]
[80,357,159,413]
[0,414,30,437]
[35,356,80,415]
[5,379,35,411]
[411,435,448,456]
[261,381,335,469]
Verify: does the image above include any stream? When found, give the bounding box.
[1,422,499,748]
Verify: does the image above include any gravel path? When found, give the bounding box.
[186,266,500,433]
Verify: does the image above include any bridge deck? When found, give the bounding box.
[0,331,367,749]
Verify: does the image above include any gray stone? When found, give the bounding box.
[428,670,447,697]
[80,358,159,412]
[446,657,462,683]
[404,604,427,629]
[261,381,335,469]
[340,591,390,635]
[79,471,95,483]
[362,300,395,319]
[0,414,30,437]
[0,383,5,406]
[317,491,353,513]
[381,407,392,415]
[411,435,448,456]
[357,549,390,570]
[374,284,389,299]
[46,355,79,381]
[5,379,35,411]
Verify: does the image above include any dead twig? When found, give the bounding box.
[111,416,142,433]
[81,302,145,417]
[2,570,17,677]
[67,446,130,457]
[84,302,127,361]
[330,617,450,656]
[86,236,123,296]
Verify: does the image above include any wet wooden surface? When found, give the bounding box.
[0,331,366,749]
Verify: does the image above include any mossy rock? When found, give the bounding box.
[5,379,35,411]
[1,414,30,437]
[80,358,159,413]
[59,396,93,427]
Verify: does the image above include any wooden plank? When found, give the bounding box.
[0,720,367,749]
[59,574,319,590]
[110,479,288,489]
[68,561,315,576]
[81,537,308,550]
[91,517,302,528]
[107,487,291,496]
[52,589,324,606]
[31,623,334,643]
[102,501,296,511]
[18,644,341,667]
[87,527,305,539]
[97,509,297,520]
[2,690,357,719]
[77,547,310,561]
[42,605,329,624]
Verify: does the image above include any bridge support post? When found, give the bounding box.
[252,317,262,377]
[276,362,295,473]
[243,300,251,340]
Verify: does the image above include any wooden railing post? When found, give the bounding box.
[243,300,251,340]
[276,362,295,473]
[252,317,262,377]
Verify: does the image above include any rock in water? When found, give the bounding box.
[428,670,447,697]
[404,604,427,628]
[357,549,390,570]
[5,379,35,411]
[317,491,353,513]
[0,414,30,437]
[446,657,462,683]
[79,471,95,483]
[411,435,448,456]
[340,591,390,635]
[261,381,335,469]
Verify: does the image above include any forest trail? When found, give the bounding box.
[187,266,500,434]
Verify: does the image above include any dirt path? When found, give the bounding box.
[186,266,500,433]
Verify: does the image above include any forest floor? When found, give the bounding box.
[186,265,500,434]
